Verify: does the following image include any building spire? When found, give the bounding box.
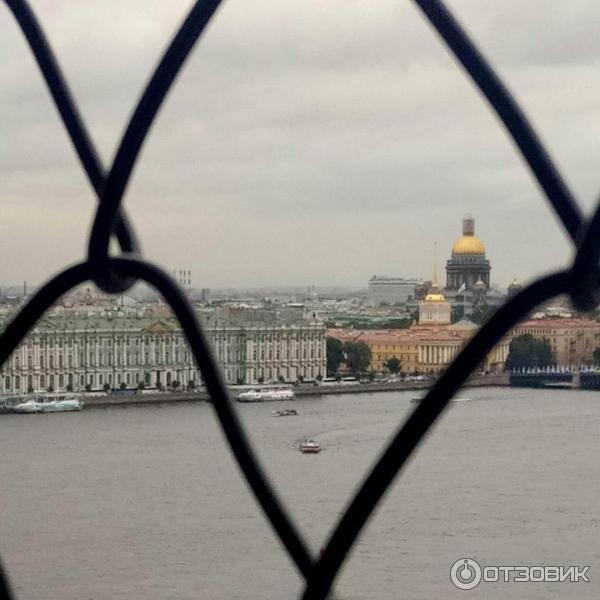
[432,242,438,287]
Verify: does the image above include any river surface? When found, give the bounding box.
[1,387,599,599]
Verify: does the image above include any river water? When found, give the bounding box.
[1,387,599,599]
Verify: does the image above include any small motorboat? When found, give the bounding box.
[271,409,298,417]
[299,439,321,454]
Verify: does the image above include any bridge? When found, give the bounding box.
[510,368,600,390]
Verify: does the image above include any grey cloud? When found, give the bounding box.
[1,0,598,288]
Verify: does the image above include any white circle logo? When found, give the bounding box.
[450,558,482,590]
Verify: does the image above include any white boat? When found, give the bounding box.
[38,394,83,412]
[12,399,43,414]
[12,393,83,414]
[237,388,295,402]
[299,439,321,453]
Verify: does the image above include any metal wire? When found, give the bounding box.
[0,0,597,598]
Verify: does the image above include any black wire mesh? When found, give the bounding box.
[0,1,596,598]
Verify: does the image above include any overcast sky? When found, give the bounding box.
[2,1,600,290]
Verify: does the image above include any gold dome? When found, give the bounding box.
[424,292,446,302]
[452,234,485,255]
[424,282,446,302]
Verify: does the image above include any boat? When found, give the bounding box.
[38,394,83,412]
[0,396,22,414]
[11,393,83,414]
[299,439,321,453]
[12,399,43,414]
[271,409,298,417]
[237,388,295,402]
[544,381,573,389]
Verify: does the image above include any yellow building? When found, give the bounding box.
[327,263,508,375]
[511,318,600,367]
[327,325,507,375]
[353,331,419,373]
[418,270,451,325]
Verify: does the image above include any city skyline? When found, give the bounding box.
[0,215,528,292]
[2,2,599,289]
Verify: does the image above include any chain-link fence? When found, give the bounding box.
[2,1,598,598]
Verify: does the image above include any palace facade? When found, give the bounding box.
[0,312,326,394]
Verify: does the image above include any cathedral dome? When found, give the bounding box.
[451,215,486,255]
[452,234,485,255]
[508,277,522,296]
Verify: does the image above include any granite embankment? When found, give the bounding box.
[83,373,509,408]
